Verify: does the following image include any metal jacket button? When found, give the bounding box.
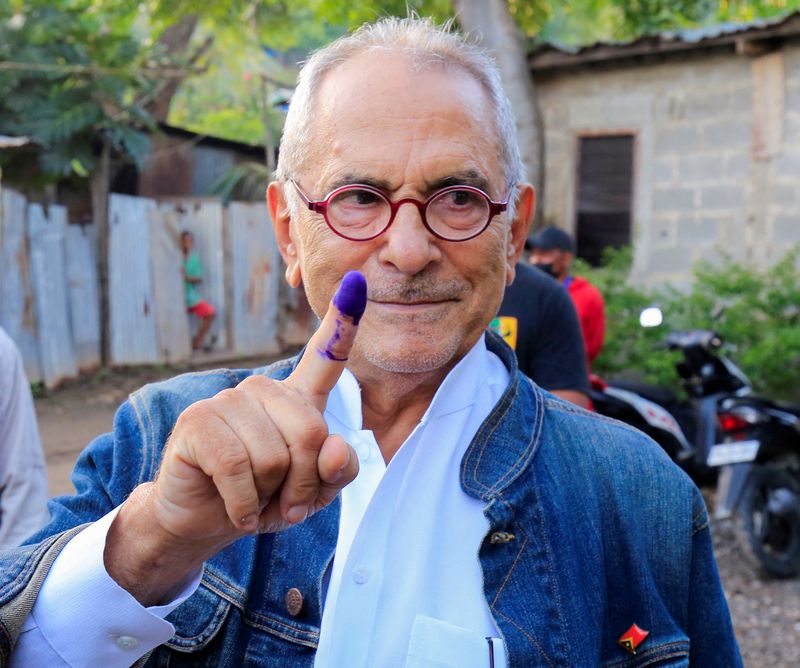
[285,587,304,616]
[490,531,516,544]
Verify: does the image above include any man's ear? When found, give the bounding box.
[267,181,302,288]
[505,183,536,286]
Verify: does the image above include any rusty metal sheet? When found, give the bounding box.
[64,223,101,373]
[228,201,281,356]
[159,198,227,352]
[108,194,159,365]
[149,207,191,363]
[27,203,78,387]
[138,134,193,198]
[0,188,41,381]
[190,145,235,196]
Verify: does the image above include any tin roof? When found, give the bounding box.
[530,10,800,71]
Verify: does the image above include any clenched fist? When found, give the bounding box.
[105,272,367,605]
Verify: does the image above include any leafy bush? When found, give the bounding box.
[577,246,800,403]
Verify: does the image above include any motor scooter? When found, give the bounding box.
[591,309,747,483]
[592,307,800,577]
[711,395,800,577]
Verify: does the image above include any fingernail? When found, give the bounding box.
[241,514,258,532]
[333,447,352,482]
[286,505,309,525]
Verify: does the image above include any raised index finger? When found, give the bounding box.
[286,271,367,407]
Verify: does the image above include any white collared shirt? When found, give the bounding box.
[13,338,509,668]
[315,337,509,667]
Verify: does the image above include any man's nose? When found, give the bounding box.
[378,201,440,274]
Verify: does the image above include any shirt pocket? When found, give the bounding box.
[405,614,507,668]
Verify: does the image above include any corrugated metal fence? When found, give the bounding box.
[28,203,78,384]
[1,187,301,388]
[0,188,41,381]
[64,223,101,372]
[229,201,282,356]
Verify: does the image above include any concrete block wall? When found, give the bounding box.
[772,46,800,257]
[534,44,800,285]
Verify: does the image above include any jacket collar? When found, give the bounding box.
[459,330,544,502]
[275,329,543,503]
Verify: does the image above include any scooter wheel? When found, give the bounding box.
[734,464,800,578]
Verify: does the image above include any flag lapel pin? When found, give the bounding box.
[618,623,649,655]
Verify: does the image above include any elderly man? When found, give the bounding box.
[2,17,740,668]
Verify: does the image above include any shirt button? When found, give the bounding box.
[352,567,370,584]
[285,587,304,616]
[115,635,139,651]
[354,440,370,461]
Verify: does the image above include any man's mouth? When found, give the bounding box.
[370,298,454,310]
[367,282,465,304]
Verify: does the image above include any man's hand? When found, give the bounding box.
[105,272,367,605]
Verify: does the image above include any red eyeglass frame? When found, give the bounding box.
[291,180,510,242]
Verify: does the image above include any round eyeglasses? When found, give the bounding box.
[291,180,509,242]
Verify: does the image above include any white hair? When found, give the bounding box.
[275,16,523,214]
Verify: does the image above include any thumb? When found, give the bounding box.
[316,434,360,507]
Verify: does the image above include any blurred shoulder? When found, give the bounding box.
[538,390,696,498]
[133,356,298,410]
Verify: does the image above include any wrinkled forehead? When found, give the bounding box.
[313,50,492,128]
[300,52,501,189]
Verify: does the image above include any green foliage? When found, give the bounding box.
[167,0,452,145]
[612,0,717,38]
[574,248,680,387]
[210,160,271,202]
[167,28,287,146]
[683,249,800,402]
[296,0,452,33]
[0,0,157,181]
[715,0,800,23]
[515,0,800,44]
[172,107,267,145]
[6,1,799,175]
[29,380,46,399]
[582,247,800,403]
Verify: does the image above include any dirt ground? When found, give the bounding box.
[36,352,291,496]
[35,359,799,665]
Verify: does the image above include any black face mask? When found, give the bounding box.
[533,262,556,278]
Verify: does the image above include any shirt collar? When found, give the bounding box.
[420,335,490,422]
[325,337,491,432]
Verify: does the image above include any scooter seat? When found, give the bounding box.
[724,395,800,420]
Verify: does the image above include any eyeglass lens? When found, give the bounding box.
[327,187,491,240]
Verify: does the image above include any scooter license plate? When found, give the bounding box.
[706,440,760,466]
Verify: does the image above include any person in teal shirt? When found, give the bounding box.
[181,230,216,351]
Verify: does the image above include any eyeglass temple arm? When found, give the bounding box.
[291,180,326,213]
[488,188,513,216]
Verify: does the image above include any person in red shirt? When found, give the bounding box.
[528,226,606,367]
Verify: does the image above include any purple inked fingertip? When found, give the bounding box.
[332,271,367,325]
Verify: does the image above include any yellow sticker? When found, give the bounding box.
[490,316,518,350]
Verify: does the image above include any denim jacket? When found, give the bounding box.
[0,332,741,667]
